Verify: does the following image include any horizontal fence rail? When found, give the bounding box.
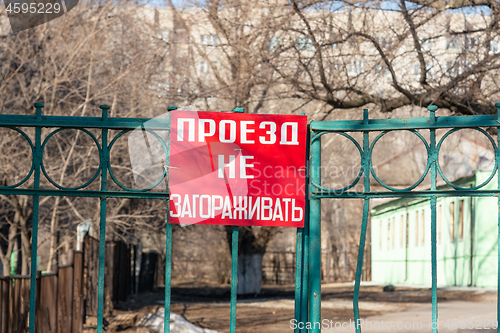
[307,104,500,333]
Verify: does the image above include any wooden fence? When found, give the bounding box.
[0,236,138,333]
[82,235,133,317]
[0,251,84,333]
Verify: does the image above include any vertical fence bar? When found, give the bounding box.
[493,103,500,333]
[164,220,172,333]
[164,105,175,333]
[97,105,110,333]
[294,227,303,332]
[309,123,321,333]
[428,105,438,333]
[28,102,43,333]
[295,119,310,333]
[228,107,243,333]
[353,109,370,333]
[300,205,310,333]
[229,226,239,333]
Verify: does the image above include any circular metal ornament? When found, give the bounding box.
[107,129,168,192]
[310,131,364,194]
[41,128,102,190]
[0,127,35,188]
[370,129,431,192]
[436,127,498,191]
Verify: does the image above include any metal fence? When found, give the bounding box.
[307,105,500,333]
[2,103,498,333]
[0,103,170,333]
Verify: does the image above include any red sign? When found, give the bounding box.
[168,111,307,227]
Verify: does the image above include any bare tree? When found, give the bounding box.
[268,0,500,117]
[161,0,288,293]
[164,0,278,113]
[0,0,173,275]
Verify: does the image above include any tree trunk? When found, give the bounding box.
[226,226,280,295]
[237,253,263,294]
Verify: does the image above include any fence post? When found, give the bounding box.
[29,102,43,333]
[308,123,321,333]
[164,105,176,333]
[353,109,370,333]
[229,107,243,333]
[496,102,500,333]
[97,105,110,333]
[0,277,8,333]
[428,105,439,332]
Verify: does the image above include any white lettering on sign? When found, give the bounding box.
[240,155,254,179]
[259,121,276,144]
[199,119,216,142]
[280,122,299,145]
[177,118,299,145]
[218,155,236,178]
[217,155,254,179]
[170,194,304,222]
[241,121,255,144]
[177,118,195,141]
[219,120,236,143]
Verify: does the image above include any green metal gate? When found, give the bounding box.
[1,103,500,332]
[307,104,500,333]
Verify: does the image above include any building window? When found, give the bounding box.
[400,215,404,248]
[348,37,358,49]
[446,61,457,76]
[464,37,478,50]
[296,37,314,51]
[459,200,464,240]
[387,219,391,249]
[413,64,421,77]
[199,60,209,73]
[332,61,342,72]
[426,62,434,76]
[374,63,390,77]
[450,202,455,241]
[201,34,219,46]
[159,30,169,41]
[380,220,383,250]
[415,211,419,246]
[406,213,409,248]
[348,59,364,76]
[422,39,432,51]
[392,217,396,249]
[267,37,281,51]
[421,210,425,245]
[446,36,459,49]
[438,205,442,243]
[374,37,393,49]
[490,41,499,54]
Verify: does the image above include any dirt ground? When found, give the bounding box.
[85,283,494,333]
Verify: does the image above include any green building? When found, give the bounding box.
[371,170,497,287]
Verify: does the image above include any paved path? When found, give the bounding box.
[321,297,496,333]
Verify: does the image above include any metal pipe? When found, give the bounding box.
[28,102,43,333]
[97,105,109,333]
[308,122,321,333]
